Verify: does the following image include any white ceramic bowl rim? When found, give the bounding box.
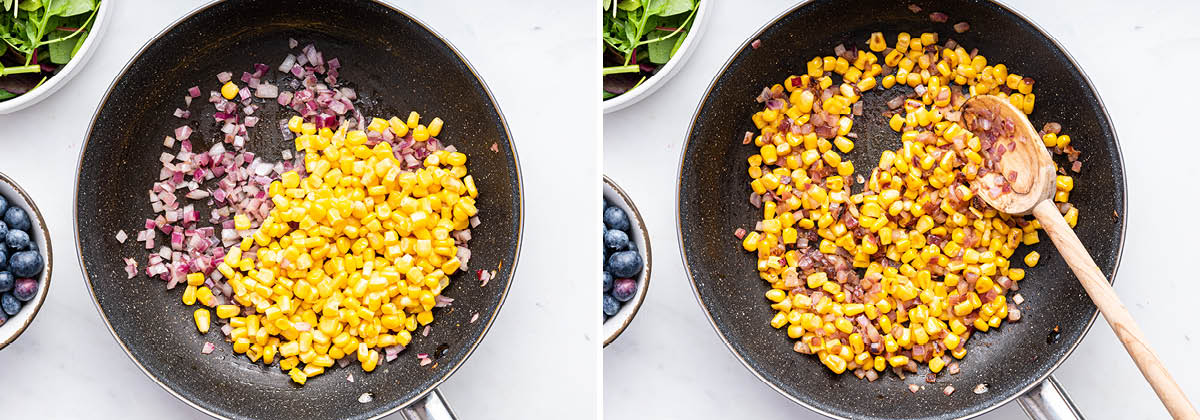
[602,0,709,113]
[0,172,54,350]
[0,0,112,114]
[602,176,652,347]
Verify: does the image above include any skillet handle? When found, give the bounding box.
[1018,376,1084,420]
[399,388,458,420]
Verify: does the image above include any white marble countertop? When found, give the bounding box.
[604,0,1200,419]
[0,1,596,419]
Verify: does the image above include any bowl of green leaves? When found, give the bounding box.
[603,0,707,113]
[0,0,108,114]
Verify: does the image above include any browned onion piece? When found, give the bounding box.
[930,12,948,22]
[954,22,970,33]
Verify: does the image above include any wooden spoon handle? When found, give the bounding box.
[1032,200,1198,419]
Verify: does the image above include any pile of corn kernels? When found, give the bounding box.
[187,114,478,385]
[740,30,1080,380]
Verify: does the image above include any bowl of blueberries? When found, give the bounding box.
[0,171,52,350]
[603,176,650,347]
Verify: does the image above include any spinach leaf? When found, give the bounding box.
[47,28,72,63]
[646,30,674,64]
[50,0,92,16]
[659,0,693,16]
[0,88,18,100]
[16,0,39,12]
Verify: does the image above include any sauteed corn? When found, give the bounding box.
[742,31,1078,378]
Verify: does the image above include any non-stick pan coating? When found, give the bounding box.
[678,0,1125,418]
[75,1,521,419]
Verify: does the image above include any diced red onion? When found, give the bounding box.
[254,83,279,98]
[175,125,193,140]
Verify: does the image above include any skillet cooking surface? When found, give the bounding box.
[678,0,1125,418]
[75,1,521,418]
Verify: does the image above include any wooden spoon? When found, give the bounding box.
[963,95,1198,419]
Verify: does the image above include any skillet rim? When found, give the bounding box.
[673,0,1128,418]
[71,0,524,418]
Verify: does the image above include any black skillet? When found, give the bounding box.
[74,1,522,419]
[677,0,1126,419]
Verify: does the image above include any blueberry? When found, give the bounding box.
[8,250,42,278]
[0,307,7,327]
[603,206,630,231]
[3,207,30,232]
[0,194,7,217]
[0,221,8,242]
[0,248,6,272]
[1,293,19,316]
[603,294,620,317]
[0,271,12,293]
[6,229,30,250]
[12,278,37,302]
[612,278,638,302]
[603,271,613,292]
[607,250,642,278]
[604,229,629,251]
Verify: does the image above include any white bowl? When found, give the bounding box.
[0,0,112,114]
[603,176,652,347]
[0,171,54,350]
[603,0,709,113]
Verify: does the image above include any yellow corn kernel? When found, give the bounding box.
[1024,251,1040,267]
[929,356,945,373]
[182,285,197,306]
[194,309,211,333]
[221,82,238,100]
[288,368,307,384]
[195,286,215,307]
[413,124,430,142]
[216,305,240,319]
[186,273,205,287]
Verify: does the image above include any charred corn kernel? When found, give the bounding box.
[1008,268,1026,281]
[1064,207,1078,228]
[929,355,945,373]
[766,288,787,303]
[221,82,238,100]
[1056,175,1074,192]
[1024,251,1040,267]
[194,308,211,333]
[868,32,887,52]
[770,312,788,329]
